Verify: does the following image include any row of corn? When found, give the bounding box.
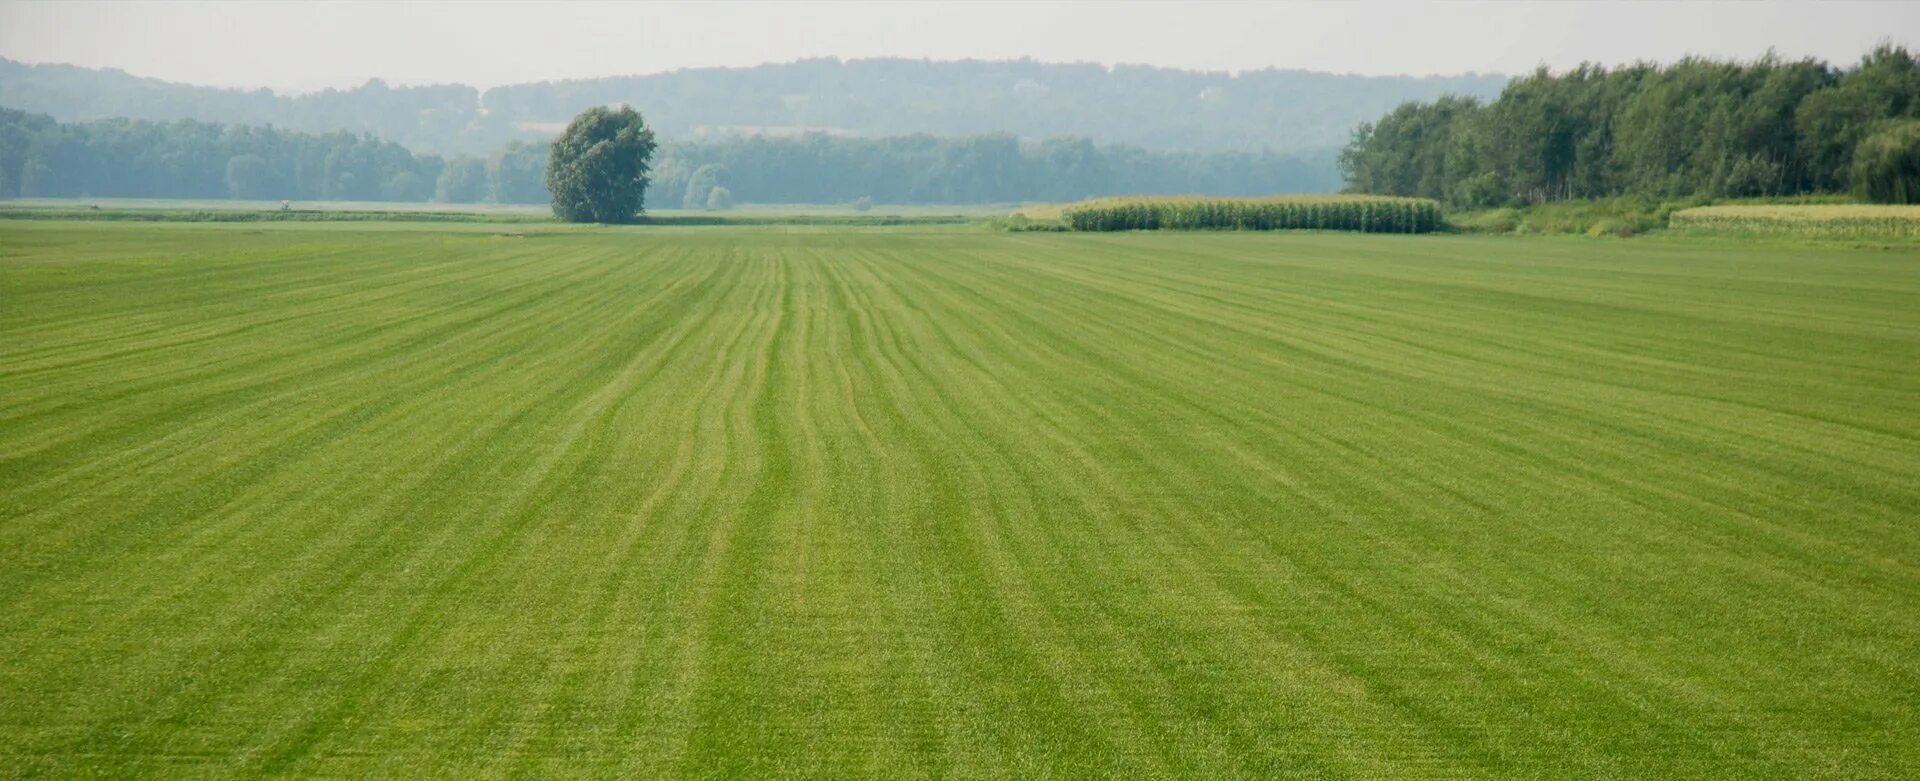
[1060,196,1444,233]
[1668,205,1920,238]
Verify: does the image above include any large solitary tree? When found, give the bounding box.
[545,106,657,223]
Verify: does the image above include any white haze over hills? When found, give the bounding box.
[0,0,1910,160]
[0,1,1911,93]
[0,57,1509,156]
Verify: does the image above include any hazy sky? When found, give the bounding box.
[1,0,1914,92]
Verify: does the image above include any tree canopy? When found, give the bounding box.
[1852,119,1920,204]
[544,106,657,223]
[1341,45,1920,207]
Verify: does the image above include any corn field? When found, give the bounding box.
[1669,205,1920,238]
[1060,195,1443,233]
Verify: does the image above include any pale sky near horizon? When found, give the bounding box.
[0,0,1914,93]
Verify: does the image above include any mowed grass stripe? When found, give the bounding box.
[881,240,1674,773]
[1,237,734,763]
[879,234,1920,775]
[244,255,753,774]
[0,242,696,583]
[832,249,1199,774]
[954,234,1919,532]
[950,234,1919,614]
[1,223,1917,777]
[847,248,1412,775]
[0,241,608,474]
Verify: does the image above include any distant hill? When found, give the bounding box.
[0,60,492,155]
[0,57,1507,156]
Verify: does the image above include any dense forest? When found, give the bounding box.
[647,134,1336,206]
[1340,46,1920,205]
[0,108,1337,204]
[0,57,1505,156]
[0,108,442,201]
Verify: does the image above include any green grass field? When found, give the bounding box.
[2,222,1918,777]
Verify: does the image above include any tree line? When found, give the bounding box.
[647,134,1337,207]
[0,106,1338,205]
[0,107,443,201]
[1339,45,1920,206]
